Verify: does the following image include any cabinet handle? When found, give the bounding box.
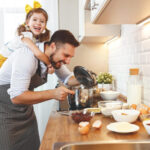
[91,2,99,10]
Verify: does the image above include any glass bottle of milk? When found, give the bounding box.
[127,68,142,105]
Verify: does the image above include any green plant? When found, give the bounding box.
[97,72,113,84]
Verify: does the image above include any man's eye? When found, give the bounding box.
[64,54,70,57]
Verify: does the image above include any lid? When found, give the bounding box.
[73,66,97,88]
[129,68,139,75]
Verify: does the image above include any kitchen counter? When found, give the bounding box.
[39,111,150,150]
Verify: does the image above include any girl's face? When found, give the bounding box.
[26,12,46,36]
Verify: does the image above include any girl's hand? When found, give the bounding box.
[47,64,55,74]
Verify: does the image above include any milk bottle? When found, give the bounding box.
[127,68,142,105]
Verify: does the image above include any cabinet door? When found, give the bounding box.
[91,0,110,23]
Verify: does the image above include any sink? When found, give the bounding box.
[53,141,150,150]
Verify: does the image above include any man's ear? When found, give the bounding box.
[51,42,56,53]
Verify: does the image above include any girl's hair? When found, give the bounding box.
[17,8,50,42]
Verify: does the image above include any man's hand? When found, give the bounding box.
[54,86,75,101]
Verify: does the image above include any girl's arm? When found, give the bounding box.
[21,37,50,65]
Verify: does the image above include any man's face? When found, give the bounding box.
[50,43,75,69]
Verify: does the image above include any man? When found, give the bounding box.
[0,30,79,150]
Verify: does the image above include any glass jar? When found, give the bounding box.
[127,68,142,105]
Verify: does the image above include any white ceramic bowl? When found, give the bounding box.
[98,101,122,116]
[100,91,120,100]
[112,109,140,123]
[143,120,150,135]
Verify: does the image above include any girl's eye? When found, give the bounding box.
[40,21,44,23]
[33,19,37,21]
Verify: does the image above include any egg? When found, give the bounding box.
[78,121,90,135]
[92,120,102,129]
[130,104,137,110]
[148,107,150,113]
[140,108,148,115]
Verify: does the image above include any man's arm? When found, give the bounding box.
[12,86,74,105]
[67,76,80,86]
[10,48,74,105]
[55,65,80,86]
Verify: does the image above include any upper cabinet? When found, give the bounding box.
[81,10,120,43]
[58,0,120,43]
[90,0,110,23]
[90,0,150,24]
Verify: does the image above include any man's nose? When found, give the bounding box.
[65,57,71,64]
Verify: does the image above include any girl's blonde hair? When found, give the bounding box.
[17,8,50,42]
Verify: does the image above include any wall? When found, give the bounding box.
[67,43,108,74]
[108,24,150,105]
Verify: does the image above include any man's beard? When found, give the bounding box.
[50,54,65,69]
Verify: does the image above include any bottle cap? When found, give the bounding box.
[129,68,139,75]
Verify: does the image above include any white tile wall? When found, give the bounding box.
[108,24,150,105]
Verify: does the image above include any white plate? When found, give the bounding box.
[107,122,139,133]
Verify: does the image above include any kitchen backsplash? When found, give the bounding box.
[108,24,150,105]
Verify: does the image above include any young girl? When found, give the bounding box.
[0,1,54,73]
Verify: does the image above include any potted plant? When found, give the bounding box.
[97,72,113,90]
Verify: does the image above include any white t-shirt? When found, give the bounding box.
[0,32,36,58]
[0,43,72,99]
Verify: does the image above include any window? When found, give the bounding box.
[4,12,25,43]
[0,0,42,45]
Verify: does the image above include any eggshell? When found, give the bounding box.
[79,121,90,128]
[92,120,102,129]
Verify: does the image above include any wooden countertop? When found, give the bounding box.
[39,111,150,150]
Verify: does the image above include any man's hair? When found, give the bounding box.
[46,30,80,47]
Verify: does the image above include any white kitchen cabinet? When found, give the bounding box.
[90,0,110,23]
[58,0,86,42]
[58,0,79,40]
[89,0,150,24]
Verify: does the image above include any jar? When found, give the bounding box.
[127,68,142,105]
